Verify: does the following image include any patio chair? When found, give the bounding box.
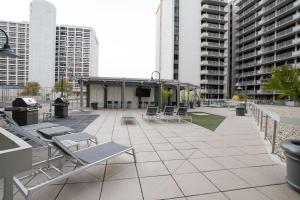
[13,136,136,200]
[107,101,112,108]
[114,101,119,109]
[0,111,98,149]
[172,107,192,123]
[142,106,159,119]
[159,106,175,122]
[127,101,132,108]
[150,101,156,107]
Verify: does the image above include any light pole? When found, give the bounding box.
[0,29,19,58]
[0,28,19,200]
[151,71,162,110]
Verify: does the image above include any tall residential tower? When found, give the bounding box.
[156,0,229,99]
[29,0,56,88]
[0,0,99,90]
[231,0,300,98]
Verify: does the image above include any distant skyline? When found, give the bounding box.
[1,0,160,78]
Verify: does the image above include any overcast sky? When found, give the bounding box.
[1,0,160,78]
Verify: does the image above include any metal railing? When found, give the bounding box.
[250,103,300,154]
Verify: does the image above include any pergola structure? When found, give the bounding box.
[83,77,200,109]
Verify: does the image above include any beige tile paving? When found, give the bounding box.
[224,188,269,200]
[187,193,228,200]
[204,170,250,191]
[105,163,137,180]
[140,175,183,200]
[164,160,198,174]
[173,173,218,196]
[100,178,142,200]
[136,161,169,177]
[231,165,286,187]
[257,184,300,200]
[189,158,224,172]
[10,108,294,200]
[157,150,185,160]
[57,182,102,200]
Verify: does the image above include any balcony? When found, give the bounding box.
[201,42,226,49]
[263,13,300,35]
[201,60,226,66]
[201,70,225,76]
[201,51,226,57]
[201,13,226,23]
[201,4,227,14]
[258,68,273,74]
[201,32,227,40]
[202,23,226,31]
[201,89,224,94]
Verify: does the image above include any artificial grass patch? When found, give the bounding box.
[189,112,225,131]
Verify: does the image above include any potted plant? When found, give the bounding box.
[195,89,202,107]
[281,139,300,192]
[162,88,173,107]
[263,64,300,106]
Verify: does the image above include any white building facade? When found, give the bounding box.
[156,0,229,99]
[0,21,29,87]
[29,0,56,89]
[55,25,99,91]
[0,0,99,90]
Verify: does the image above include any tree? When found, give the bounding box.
[262,64,300,102]
[54,78,73,97]
[21,81,41,96]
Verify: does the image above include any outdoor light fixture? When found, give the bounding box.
[0,29,19,58]
[235,82,242,91]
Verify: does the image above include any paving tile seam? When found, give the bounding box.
[124,111,146,200]
[135,117,186,198]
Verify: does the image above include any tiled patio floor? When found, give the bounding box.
[7,108,300,199]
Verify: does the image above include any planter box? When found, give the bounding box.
[281,139,300,192]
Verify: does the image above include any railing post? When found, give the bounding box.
[257,109,260,126]
[260,111,263,131]
[271,120,277,153]
[264,115,268,140]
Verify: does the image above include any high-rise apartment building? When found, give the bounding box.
[55,25,99,90]
[156,0,229,99]
[231,0,300,98]
[0,21,29,86]
[157,0,300,99]
[0,0,98,90]
[29,0,56,89]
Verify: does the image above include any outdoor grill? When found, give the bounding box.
[53,98,69,118]
[5,97,40,126]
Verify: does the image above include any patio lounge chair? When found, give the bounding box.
[0,111,98,148]
[172,107,192,123]
[107,101,112,108]
[114,101,119,109]
[142,106,159,119]
[159,106,175,122]
[13,136,136,200]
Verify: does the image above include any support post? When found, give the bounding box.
[271,120,277,153]
[177,82,180,107]
[257,110,260,126]
[121,80,125,109]
[264,115,268,140]
[80,78,83,111]
[3,176,13,200]
[260,111,263,131]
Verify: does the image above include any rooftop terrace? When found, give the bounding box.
[1,107,300,200]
